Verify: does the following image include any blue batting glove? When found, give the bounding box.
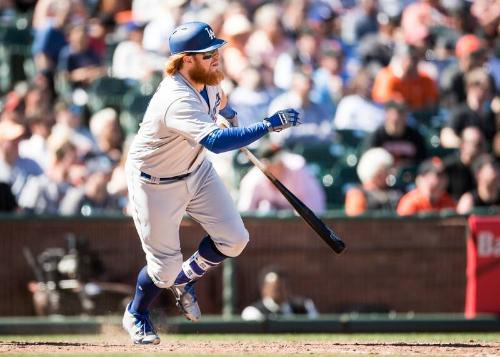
[263,109,301,132]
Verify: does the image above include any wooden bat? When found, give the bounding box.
[240,147,346,254]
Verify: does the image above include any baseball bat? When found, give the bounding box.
[241,147,346,254]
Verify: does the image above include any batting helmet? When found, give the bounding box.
[169,22,226,55]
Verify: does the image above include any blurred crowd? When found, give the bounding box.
[0,0,499,217]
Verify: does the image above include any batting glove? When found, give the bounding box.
[263,109,301,132]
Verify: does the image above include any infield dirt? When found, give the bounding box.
[1,327,499,356]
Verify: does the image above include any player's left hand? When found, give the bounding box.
[263,109,301,132]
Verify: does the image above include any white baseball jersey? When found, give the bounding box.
[125,73,249,288]
[128,73,221,178]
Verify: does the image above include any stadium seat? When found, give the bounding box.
[334,129,366,153]
[232,149,257,189]
[0,24,34,93]
[321,161,360,210]
[418,123,458,158]
[87,76,131,113]
[139,71,164,96]
[119,90,153,136]
[387,165,418,192]
[291,141,338,172]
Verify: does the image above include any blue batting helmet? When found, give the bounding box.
[169,22,226,55]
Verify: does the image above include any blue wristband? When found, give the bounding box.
[219,105,237,119]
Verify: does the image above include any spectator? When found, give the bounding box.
[46,137,81,188]
[32,0,88,30]
[457,154,500,214]
[397,157,456,216]
[274,28,321,90]
[107,136,134,214]
[142,2,178,56]
[470,0,500,38]
[372,43,439,112]
[345,148,402,216]
[19,115,54,170]
[400,0,450,49]
[334,67,385,132]
[60,170,120,216]
[30,70,58,109]
[88,108,123,163]
[440,68,497,148]
[241,266,318,321]
[87,15,115,60]
[1,89,27,125]
[23,83,53,119]
[32,0,70,74]
[3,0,500,219]
[245,3,294,70]
[490,38,500,92]
[281,0,308,36]
[0,0,17,23]
[311,42,347,119]
[112,21,159,83]
[20,137,81,214]
[358,11,400,69]
[57,24,107,90]
[363,100,427,168]
[229,66,277,129]
[268,69,331,145]
[51,102,96,156]
[220,13,252,83]
[238,143,326,214]
[131,0,168,23]
[440,34,492,107]
[0,120,43,201]
[306,1,342,43]
[443,126,486,201]
[341,0,379,45]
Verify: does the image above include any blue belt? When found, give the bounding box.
[140,171,191,184]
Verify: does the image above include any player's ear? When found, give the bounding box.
[183,55,193,65]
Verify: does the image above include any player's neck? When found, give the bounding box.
[179,69,205,92]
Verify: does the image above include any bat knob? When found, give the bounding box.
[329,230,346,254]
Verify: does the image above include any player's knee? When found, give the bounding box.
[233,228,250,256]
[223,228,249,257]
[147,262,181,288]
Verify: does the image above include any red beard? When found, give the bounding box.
[188,59,224,86]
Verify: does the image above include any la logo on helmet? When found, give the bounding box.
[205,27,215,40]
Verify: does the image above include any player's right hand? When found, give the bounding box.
[263,109,301,132]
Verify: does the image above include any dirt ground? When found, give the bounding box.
[1,326,500,356]
[0,340,500,356]
[1,338,499,356]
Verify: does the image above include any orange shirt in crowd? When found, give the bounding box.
[396,189,456,216]
[372,67,438,111]
[344,188,367,216]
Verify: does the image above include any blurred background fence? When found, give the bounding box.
[0,213,469,316]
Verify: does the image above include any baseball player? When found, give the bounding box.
[122,21,301,344]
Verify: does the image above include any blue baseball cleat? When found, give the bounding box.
[122,303,160,345]
[169,281,201,322]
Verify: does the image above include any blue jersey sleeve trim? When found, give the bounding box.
[200,122,268,153]
[199,86,210,106]
[219,105,237,119]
